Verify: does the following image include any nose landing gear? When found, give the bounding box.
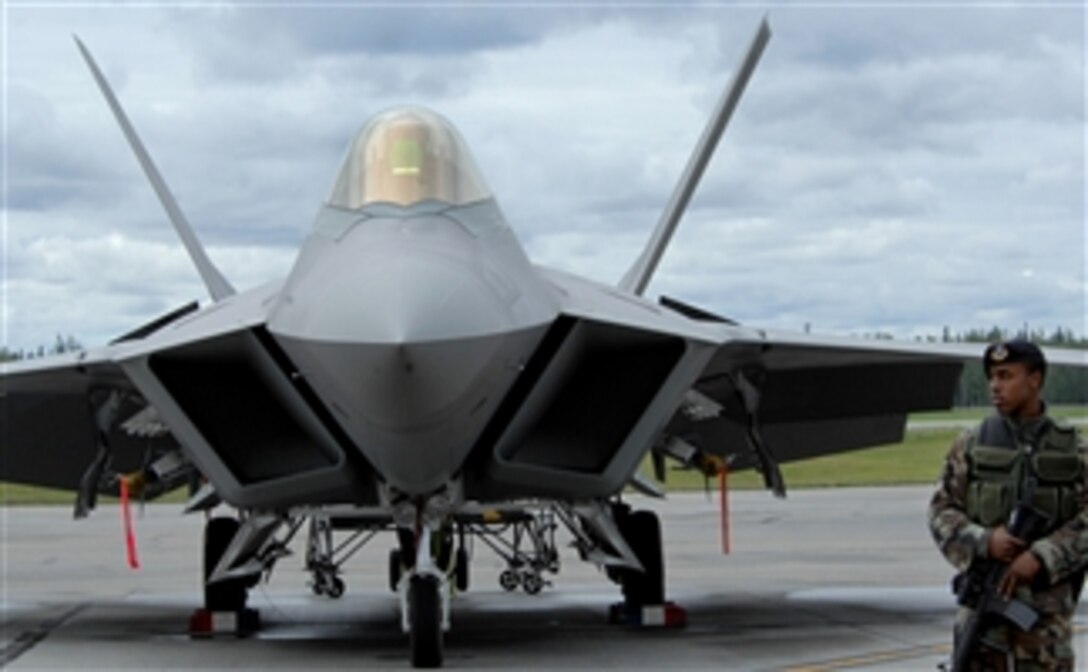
[398,526,451,669]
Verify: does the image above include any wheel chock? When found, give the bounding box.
[607,602,687,628]
[189,608,260,638]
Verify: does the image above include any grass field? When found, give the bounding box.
[0,482,83,506]
[654,428,960,492]
[3,407,1086,504]
[661,405,1086,492]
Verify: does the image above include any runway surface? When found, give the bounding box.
[3,486,1086,670]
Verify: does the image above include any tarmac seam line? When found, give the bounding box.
[0,603,87,666]
[781,643,948,671]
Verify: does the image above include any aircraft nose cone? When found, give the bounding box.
[272,235,512,346]
[272,238,514,423]
[358,253,510,345]
[268,225,531,494]
[347,337,503,431]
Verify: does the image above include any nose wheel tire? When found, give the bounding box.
[408,575,443,668]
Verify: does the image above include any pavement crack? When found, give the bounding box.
[1,603,87,666]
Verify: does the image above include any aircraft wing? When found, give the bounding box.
[667,327,1088,492]
[0,282,282,495]
[0,343,158,492]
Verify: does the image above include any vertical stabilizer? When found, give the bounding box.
[74,37,236,303]
[619,18,771,296]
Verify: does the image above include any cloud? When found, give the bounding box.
[3,4,1084,352]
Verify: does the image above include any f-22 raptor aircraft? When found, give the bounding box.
[3,19,1085,668]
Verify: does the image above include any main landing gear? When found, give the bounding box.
[203,517,250,612]
[611,505,664,607]
[605,504,684,628]
[192,516,261,636]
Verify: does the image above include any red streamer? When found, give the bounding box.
[119,476,141,569]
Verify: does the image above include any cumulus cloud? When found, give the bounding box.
[3,3,1084,351]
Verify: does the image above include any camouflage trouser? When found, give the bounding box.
[955,607,1075,671]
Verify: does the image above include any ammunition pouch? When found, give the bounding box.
[1031,431,1082,526]
[965,419,1082,532]
[966,445,1020,527]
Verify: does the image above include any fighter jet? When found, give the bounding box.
[3,19,1085,668]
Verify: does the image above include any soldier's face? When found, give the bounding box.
[988,362,1042,417]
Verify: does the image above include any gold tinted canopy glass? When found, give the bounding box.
[328,107,491,209]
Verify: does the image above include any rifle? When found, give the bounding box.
[950,504,1052,672]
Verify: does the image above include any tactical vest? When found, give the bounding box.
[965,415,1083,531]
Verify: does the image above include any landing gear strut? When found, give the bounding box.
[605,505,683,628]
[191,515,262,637]
[614,507,664,607]
[203,517,249,612]
[399,526,451,668]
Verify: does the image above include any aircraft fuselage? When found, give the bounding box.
[269,201,558,496]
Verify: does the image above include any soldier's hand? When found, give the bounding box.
[998,551,1042,599]
[987,526,1026,563]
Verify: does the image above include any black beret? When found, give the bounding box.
[983,340,1047,379]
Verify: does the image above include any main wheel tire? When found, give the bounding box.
[408,575,443,668]
[203,517,248,612]
[618,510,664,607]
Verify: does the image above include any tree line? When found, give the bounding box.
[934,327,1087,407]
[3,327,1085,405]
[0,334,83,362]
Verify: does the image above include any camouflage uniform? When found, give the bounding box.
[929,414,1088,671]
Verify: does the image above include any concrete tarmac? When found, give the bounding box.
[3,487,1086,670]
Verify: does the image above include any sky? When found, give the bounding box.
[2,1,1085,352]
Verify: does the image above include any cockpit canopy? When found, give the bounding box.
[328,107,492,209]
